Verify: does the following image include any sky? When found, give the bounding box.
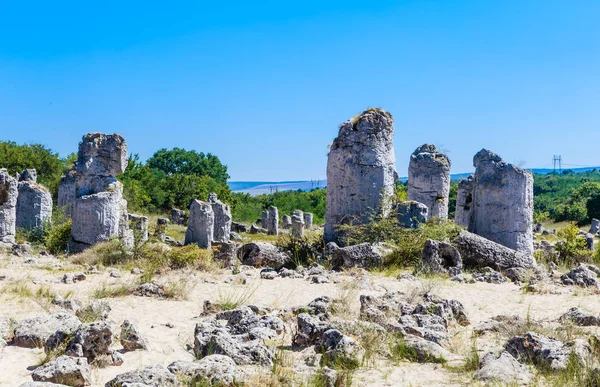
[1,0,599,181]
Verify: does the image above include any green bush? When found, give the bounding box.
[555,223,590,265]
[276,234,324,268]
[44,220,72,255]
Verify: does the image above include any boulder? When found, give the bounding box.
[31,356,91,387]
[468,149,534,255]
[13,312,81,349]
[170,208,186,225]
[591,219,600,234]
[506,332,591,370]
[421,239,462,275]
[475,351,533,385]
[120,320,148,351]
[66,321,113,362]
[184,200,214,249]
[407,144,451,219]
[561,264,599,287]
[105,365,179,387]
[0,168,18,243]
[452,230,536,269]
[167,355,237,386]
[238,242,291,269]
[325,108,397,243]
[559,307,600,326]
[329,242,393,268]
[282,216,292,229]
[213,241,239,267]
[396,201,428,228]
[317,329,365,369]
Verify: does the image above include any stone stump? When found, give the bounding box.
[303,213,313,229]
[0,169,18,243]
[282,216,292,229]
[185,200,214,249]
[291,215,304,238]
[171,209,186,225]
[16,169,52,230]
[128,214,149,243]
[396,201,428,229]
[407,144,451,219]
[591,219,599,234]
[325,108,397,243]
[454,174,474,227]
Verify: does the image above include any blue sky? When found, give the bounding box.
[1,0,599,180]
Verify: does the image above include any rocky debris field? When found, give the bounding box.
[1,243,600,387]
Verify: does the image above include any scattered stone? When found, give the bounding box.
[231,222,247,233]
[561,264,599,287]
[452,231,536,270]
[31,356,91,387]
[260,270,277,280]
[407,144,451,219]
[591,219,600,234]
[316,329,365,369]
[559,307,600,326]
[213,241,239,267]
[328,242,393,268]
[120,320,149,351]
[471,267,508,284]
[467,149,534,255]
[248,223,267,234]
[209,193,232,243]
[16,169,53,230]
[325,108,397,243]
[506,332,591,370]
[105,365,179,387]
[474,315,524,337]
[475,351,533,385]
[155,218,169,241]
[134,282,166,298]
[454,174,474,227]
[66,321,114,363]
[185,200,214,249]
[293,313,335,347]
[421,239,462,276]
[13,312,81,349]
[62,272,87,284]
[402,335,463,364]
[168,355,237,386]
[396,201,428,228]
[238,242,291,269]
[0,168,18,243]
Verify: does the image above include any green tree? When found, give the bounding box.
[147,148,229,185]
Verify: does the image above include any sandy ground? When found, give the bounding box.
[1,251,599,387]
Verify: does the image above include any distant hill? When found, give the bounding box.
[229,166,600,195]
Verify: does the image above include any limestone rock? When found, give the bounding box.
[291,215,304,238]
[407,144,451,219]
[591,219,600,234]
[293,313,335,347]
[105,365,179,387]
[66,321,113,362]
[303,213,314,229]
[506,332,591,370]
[317,329,365,369]
[559,307,600,326]
[329,242,393,268]
[421,239,462,276]
[0,168,18,243]
[128,214,148,242]
[120,320,149,351]
[266,206,279,236]
[282,215,292,229]
[185,200,214,249]
[57,169,77,215]
[454,174,474,227]
[475,351,533,385]
[170,208,186,225]
[325,108,397,243]
[452,231,536,269]
[76,133,128,178]
[31,356,91,387]
[16,171,53,230]
[396,201,428,228]
[468,149,534,256]
[13,312,81,349]
[20,383,71,387]
[167,355,237,386]
[561,264,599,287]
[19,169,37,182]
[213,241,239,267]
[209,193,232,242]
[238,242,291,269]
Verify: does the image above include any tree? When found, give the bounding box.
[147,148,229,185]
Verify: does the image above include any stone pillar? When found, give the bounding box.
[128,214,149,242]
[208,192,232,243]
[282,216,292,229]
[396,201,428,229]
[267,206,279,236]
[303,213,313,229]
[454,174,474,227]
[68,133,130,252]
[407,144,451,219]
[325,108,397,243]
[261,210,269,229]
[156,218,169,242]
[185,200,214,249]
[586,233,595,251]
[0,169,18,243]
[171,209,186,225]
[590,219,599,234]
[291,215,304,238]
[16,169,53,230]
[468,149,534,256]
[57,169,77,216]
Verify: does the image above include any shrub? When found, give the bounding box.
[44,220,72,255]
[555,223,590,265]
[276,234,323,268]
[169,245,214,271]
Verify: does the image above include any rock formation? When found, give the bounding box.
[0,169,18,243]
[407,144,451,219]
[291,214,304,238]
[468,149,534,256]
[171,208,186,225]
[208,192,232,242]
[303,212,313,229]
[185,200,214,249]
[16,170,52,230]
[454,174,474,227]
[396,201,428,228]
[452,230,536,269]
[325,108,397,243]
[68,133,131,252]
[57,169,77,215]
[266,206,279,236]
[128,214,149,243]
[282,215,292,229]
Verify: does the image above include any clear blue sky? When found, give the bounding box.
[1,0,599,181]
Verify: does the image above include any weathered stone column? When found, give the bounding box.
[155,218,169,242]
[171,209,186,225]
[468,149,534,256]
[208,193,232,242]
[128,214,149,242]
[303,212,313,229]
[57,169,77,216]
[267,206,279,236]
[454,174,474,227]
[0,169,18,243]
[261,210,269,229]
[325,108,397,243]
[16,170,53,230]
[185,200,214,249]
[590,219,599,234]
[407,144,451,219]
[291,215,304,238]
[282,215,292,229]
[68,133,131,252]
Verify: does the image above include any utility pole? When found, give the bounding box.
[553,155,562,173]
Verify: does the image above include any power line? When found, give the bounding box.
[553,155,562,173]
